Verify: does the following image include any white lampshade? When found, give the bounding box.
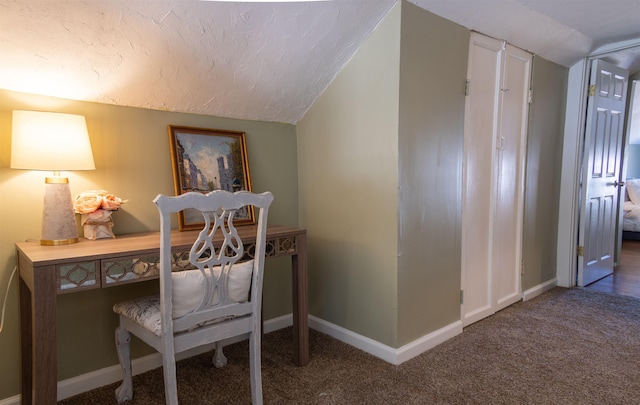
[11,110,95,171]
[11,110,96,246]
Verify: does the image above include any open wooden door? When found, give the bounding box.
[578,59,629,286]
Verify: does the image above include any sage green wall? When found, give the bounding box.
[396,2,468,345]
[298,2,469,348]
[522,57,568,290]
[297,4,401,346]
[626,71,640,178]
[0,89,297,398]
[626,145,640,178]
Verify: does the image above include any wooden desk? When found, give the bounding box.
[16,225,308,405]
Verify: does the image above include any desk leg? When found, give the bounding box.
[291,233,309,366]
[19,276,33,405]
[19,265,57,405]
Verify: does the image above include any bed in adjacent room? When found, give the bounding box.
[623,179,640,240]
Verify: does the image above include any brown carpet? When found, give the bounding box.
[60,287,640,404]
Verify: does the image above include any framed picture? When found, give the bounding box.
[168,125,254,230]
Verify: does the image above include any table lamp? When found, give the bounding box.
[11,110,96,246]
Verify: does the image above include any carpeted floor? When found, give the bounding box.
[60,287,640,404]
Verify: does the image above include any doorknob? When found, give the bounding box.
[613,180,625,187]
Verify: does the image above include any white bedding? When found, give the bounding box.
[623,179,640,232]
[623,200,640,231]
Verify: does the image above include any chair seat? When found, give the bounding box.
[114,295,163,336]
[114,294,241,338]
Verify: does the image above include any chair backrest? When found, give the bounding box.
[153,190,274,336]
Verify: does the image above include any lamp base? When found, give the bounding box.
[41,237,79,246]
[41,180,79,246]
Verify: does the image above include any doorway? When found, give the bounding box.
[576,59,629,286]
[586,239,640,299]
[556,43,640,288]
[595,80,640,296]
[619,80,640,241]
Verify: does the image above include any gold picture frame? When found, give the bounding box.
[168,125,254,230]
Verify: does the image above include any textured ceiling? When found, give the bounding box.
[0,1,395,123]
[1,0,639,124]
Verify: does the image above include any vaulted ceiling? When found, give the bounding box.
[1,0,639,124]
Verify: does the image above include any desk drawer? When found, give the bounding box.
[102,254,161,286]
[58,261,100,293]
[101,251,201,286]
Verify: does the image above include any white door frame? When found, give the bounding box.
[557,39,640,287]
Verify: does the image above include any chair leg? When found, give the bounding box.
[162,346,179,405]
[213,341,228,368]
[249,330,263,405]
[115,326,133,403]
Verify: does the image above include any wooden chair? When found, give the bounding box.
[113,190,273,404]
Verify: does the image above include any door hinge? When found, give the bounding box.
[577,245,584,257]
[465,79,470,96]
[521,259,525,275]
[528,89,533,104]
[460,290,464,305]
[588,84,595,97]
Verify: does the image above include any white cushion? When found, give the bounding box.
[626,179,640,205]
[171,260,254,318]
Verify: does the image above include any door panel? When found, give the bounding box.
[494,45,530,310]
[578,60,628,286]
[461,33,502,325]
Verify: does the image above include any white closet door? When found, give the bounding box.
[493,45,531,311]
[462,33,531,326]
[461,33,502,326]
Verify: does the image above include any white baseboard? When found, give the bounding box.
[395,321,463,364]
[59,314,293,401]
[2,312,464,403]
[0,395,19,405]
[262,313,294,333]
[522,278,557,301]
[0,314,289,404]
[309,315,463,366]
[56,313,292,400]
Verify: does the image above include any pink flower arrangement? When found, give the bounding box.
[73,190,126,240]
[73,190,125,214]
